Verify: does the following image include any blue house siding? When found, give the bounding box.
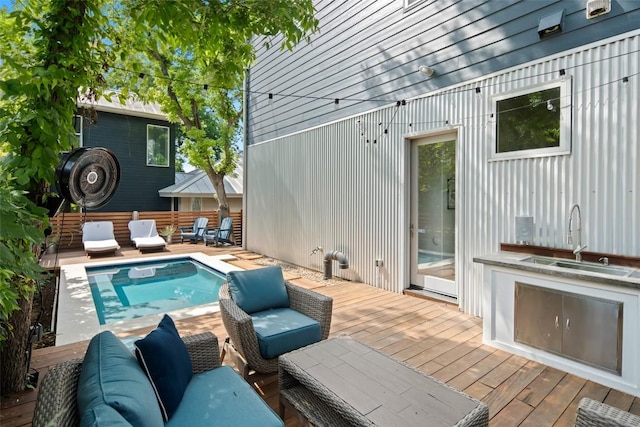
[247,0,640,144]
[81,111,175,212]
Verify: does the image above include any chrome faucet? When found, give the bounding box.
[567,203,587,262]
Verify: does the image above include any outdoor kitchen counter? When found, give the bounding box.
[474,251,640,290]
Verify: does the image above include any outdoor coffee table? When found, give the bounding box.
[278,336,488,427]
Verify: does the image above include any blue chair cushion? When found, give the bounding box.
[251,308,322,359]
[80,403,131,426]
[135,315,193,421]
[77,331,163,427]
[227,266,290,314]
[166,366,283,427]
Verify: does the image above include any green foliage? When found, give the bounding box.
[0,168,47,343]
[0,0,112,190]
[108,0,318,215]
[0,0,110,357]
[0,0,317,378]
[497,87,561,153]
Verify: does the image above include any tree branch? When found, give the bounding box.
[148,48,194,129]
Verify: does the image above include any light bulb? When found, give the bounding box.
[419,66,435,77]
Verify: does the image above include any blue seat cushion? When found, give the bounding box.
[135,315,193,422]
[251,308,322,359]
[166,366,284,427]
[77,331,163,427]
[79,403,131,426]
[227,266,289,314]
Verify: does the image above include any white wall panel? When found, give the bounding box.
[246,32,640,317]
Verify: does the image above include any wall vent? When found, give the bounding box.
[586,0,611,19]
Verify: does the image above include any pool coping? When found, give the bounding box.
[56,252,242,346]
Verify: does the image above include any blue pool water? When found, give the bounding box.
[418,251,453,264]
[86,258,225,325]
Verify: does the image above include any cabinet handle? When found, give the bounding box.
[566,318,570,331]
[555,316,559,328]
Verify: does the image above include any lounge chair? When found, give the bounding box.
[180,217,208,243]
[218,266,333,379]
[128,219,166,252]
[203,216,234,247]
[82,221,120,257]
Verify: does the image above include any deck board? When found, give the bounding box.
[2,244,639,426]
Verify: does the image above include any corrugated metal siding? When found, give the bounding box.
[247,31,640,317]
[248,0,640,144]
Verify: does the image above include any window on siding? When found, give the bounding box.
[191,197,202,211]
[146,124,170,167]
[68,115,83,150]
[405,0,426,8]
[491,78,572,160]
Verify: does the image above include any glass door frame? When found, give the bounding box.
[408,130,461,300]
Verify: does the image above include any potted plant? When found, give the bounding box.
[45,236,59,254]
[160,225,176,244]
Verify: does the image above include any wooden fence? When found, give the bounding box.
[49,210,243,250]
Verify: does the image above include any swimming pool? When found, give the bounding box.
[418,251,454,264]
[87,258,225,325]
[57,253,241,346]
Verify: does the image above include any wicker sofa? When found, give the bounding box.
[575,397,640,427]
[32,331,283,427]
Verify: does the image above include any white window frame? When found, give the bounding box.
[404,0,428,10]
[146,124,170,167]
[73,115,83,148]
[490,77,572,161]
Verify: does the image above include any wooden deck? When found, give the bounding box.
[2,244,639,426]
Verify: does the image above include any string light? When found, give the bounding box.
[94,49,638,114]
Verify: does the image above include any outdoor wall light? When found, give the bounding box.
[419,65,435,77]
[538,10,564,39]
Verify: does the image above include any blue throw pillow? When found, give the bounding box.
[135,315,193,421]
[77,331,163,427]
[227,266,290,314]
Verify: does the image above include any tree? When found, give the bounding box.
[109,0,318,220]
[0,0,317,392]
[0,0,110,392]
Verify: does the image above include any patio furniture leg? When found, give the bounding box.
[220,337,230,363]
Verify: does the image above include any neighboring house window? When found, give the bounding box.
[191,197,202,211]
[71,115,83,150]
[146,124,170,167]
[491,78,572,160]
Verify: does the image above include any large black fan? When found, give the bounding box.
[55,147,120,209]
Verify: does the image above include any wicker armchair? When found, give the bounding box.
[575,397,640,427]
[32,333,220,427]
[219,281,333,379]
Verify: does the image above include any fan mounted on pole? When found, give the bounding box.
[55,147,120,209]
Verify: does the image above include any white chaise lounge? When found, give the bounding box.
[82,221,120,257]
[128,219,167,252]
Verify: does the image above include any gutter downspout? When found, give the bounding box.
[242,67,250,250]
[323,250,349,280]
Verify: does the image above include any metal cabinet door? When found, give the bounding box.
[514,282,563,354]
[562,294,623,374]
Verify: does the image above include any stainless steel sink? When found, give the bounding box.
[522,255,636,277]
